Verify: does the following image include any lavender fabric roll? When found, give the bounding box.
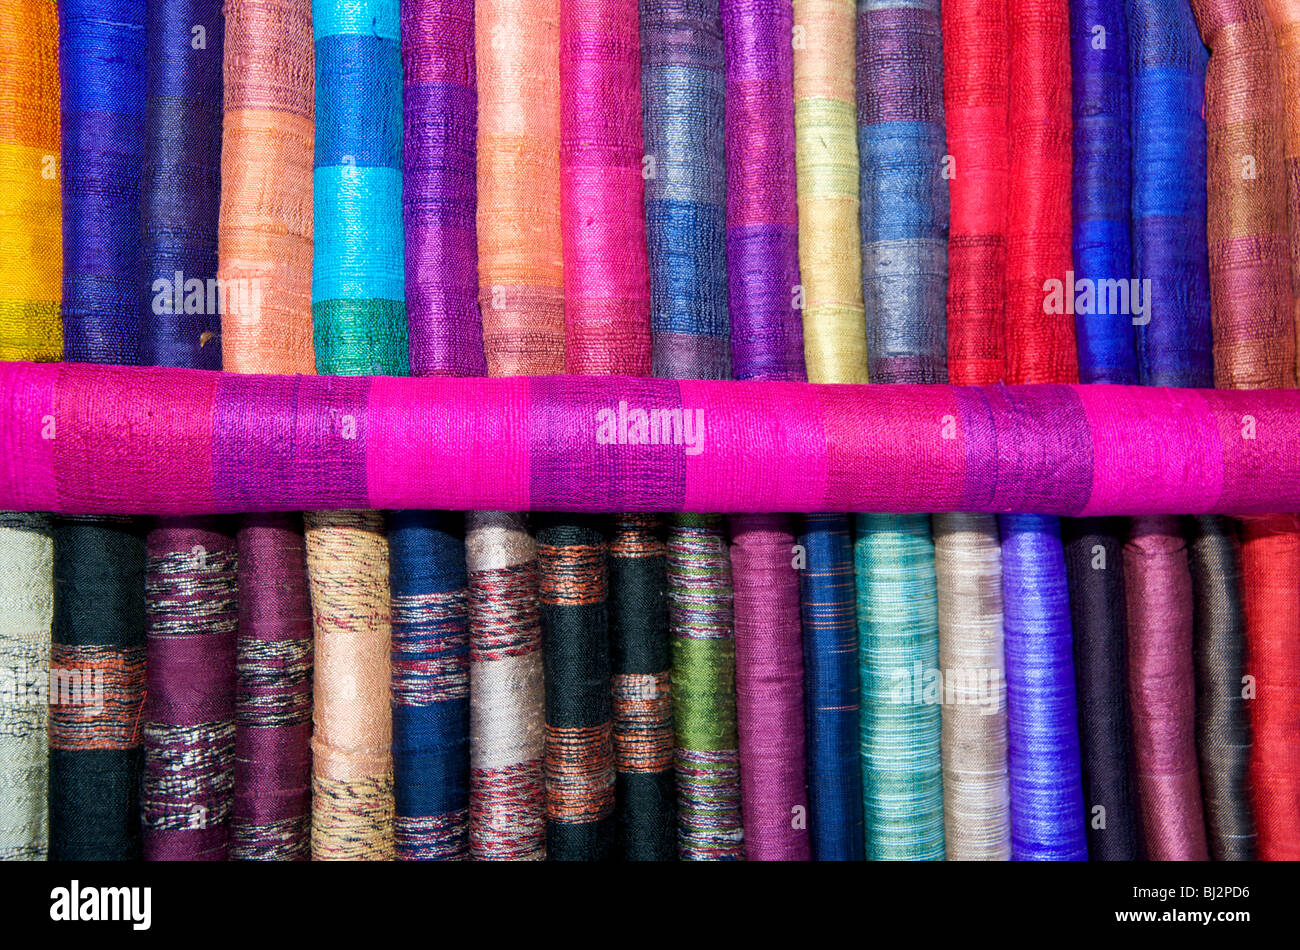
[1070,0,1137,384]
[1001,514,1088,860]
[1124,515,1209,860]
[857,0,949,385]
[1127,0,1213,388]
[721,0,804,382]
[642,0,730,380]
[402,0,485,377]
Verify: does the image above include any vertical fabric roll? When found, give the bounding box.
[50,0,147,861]
[731,516,809,860]
[607,516,674,859]
[1006,0,1078,385]
[0,0,62,362]
[722,0,804,382]
[933,515,1009,860]
[1128,0,1213,388]
[1186,515,1256,860]
[1001,515,1088,860]
[793,0,865,382]
[857,0,948,386]
[139,0,237,862]
[476,0,565,376]
[389,512,470,860]
[394,0,479,862]
[668,514,744,859]
[1123,516,1209,860]
[403,0,485,377]
[560,0,652,374]
[220,0,315,862]
[309,0,405,860]
[1267,0,1300,370]
[939,0,1011,859]
[799,515,863,860]
[1001,0,1086,861]
[1238,515,1300,859]
[0,515,53,860]
[855,514,944,860]
[942,0,1007,387]
[468,0,558,861]
[1194,0,1299,860]
[466,512,547,860]
[1069,0,1136,383]
[537,515,615,859]
[855,0,945,862]
[642,0,729,380]
[1061,520,1139,860]
[1193,0,1294,389]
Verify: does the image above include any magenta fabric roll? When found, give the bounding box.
[1124,515,1210,860]
[402,0,486,377]
[730,515,809,859]
[6,363,1300,517]
[560,0,652,375]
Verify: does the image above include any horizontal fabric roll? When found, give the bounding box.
[11,364,1300,516]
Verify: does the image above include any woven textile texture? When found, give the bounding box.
[308,0,406,861]
[403,0,485,377]
[722,0,804,382]
[0,0,62,363]
[1062,519,1139,860]
[1268,0,1300,374]
[50,0,148,862]
[1070,0,1136,384]
[220,0,315,862]
[138,0,237,864]
[1123,516,1209,860]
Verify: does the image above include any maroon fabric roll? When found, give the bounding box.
[1124,515,1209,860]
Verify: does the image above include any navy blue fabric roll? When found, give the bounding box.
[139,0,224,369]
[1070,0,1137,384]
[1000,514,1088,860]
[388,511,470,860]
[799,513,864,860]
[1127,0,1213,386]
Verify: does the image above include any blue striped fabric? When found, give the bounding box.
[1070,0,1137,383]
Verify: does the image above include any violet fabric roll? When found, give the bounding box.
[1070,0,1137,384]
[1001,514,1088,860]
[233,515,312,859]
[139,0,235,862]
[402,0,485,377]
[1186,514,1256,860]
[1123,516,1209,860]
[1062,518,1139,860]
[1127,0,1213,388]
[722,0,804,381]
[641,0,730,380]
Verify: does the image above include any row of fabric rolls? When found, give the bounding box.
[0,0,1297,861]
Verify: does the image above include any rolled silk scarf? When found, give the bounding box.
[51,0,148,862]
[220,0,315,862]
[794,0,865,383]
[1186,515,1256,860]
[1268,0,1300,374]
[139,0,236,864]
[403,0,485,377]
[1062,519,1139,860]
[12,366,1300,516]
[1070,0,1136,384]
[309,0,405,860]
[722,0,804,383]
[1128,0,1213,388]
[1123,516,1209,860]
